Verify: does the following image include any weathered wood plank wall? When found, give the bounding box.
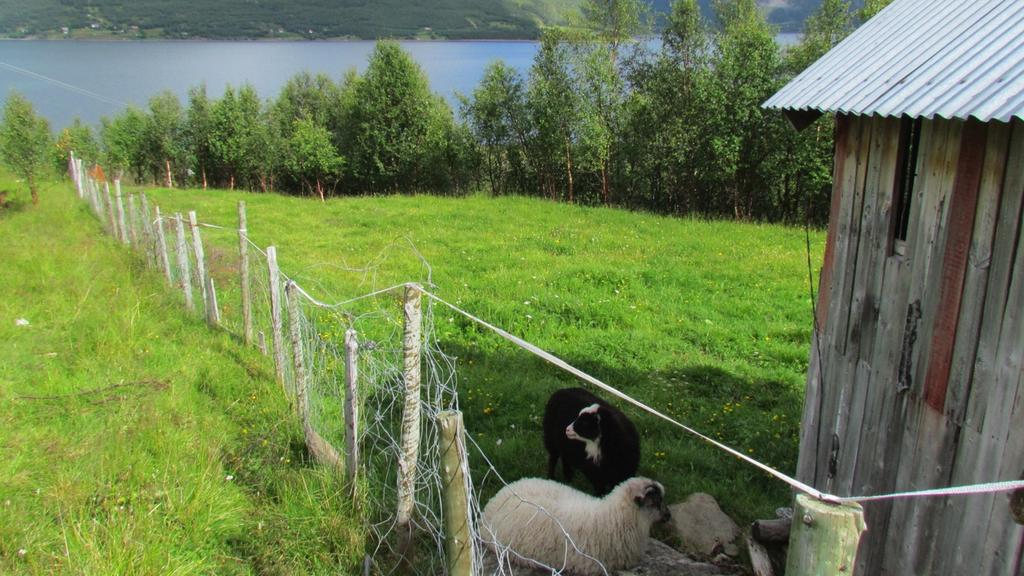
[800,114,1024,575]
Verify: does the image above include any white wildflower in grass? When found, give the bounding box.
[15,318,29,326]
[225,474,234,481]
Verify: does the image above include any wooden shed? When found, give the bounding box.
[763,0,1024,573]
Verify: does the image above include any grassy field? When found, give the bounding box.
[141,184,826,526]
[0,177,364,574]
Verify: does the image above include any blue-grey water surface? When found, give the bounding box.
[0,34,801,130]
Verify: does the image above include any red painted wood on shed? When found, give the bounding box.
[923,119,989,413]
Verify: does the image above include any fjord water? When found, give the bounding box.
[0,40,540,129]
[0,35,801,130]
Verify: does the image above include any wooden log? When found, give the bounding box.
[188,211,209,312]
[786,495,865,576]
[396,283,424,563]
[267,246,287,390]
[752,518,792,544]
[438,410,475,576]
[154,205,173,285]
[174,213,194,312]
[747,536,775,576]
[114,180,128,245]
[238,201,253,346]
[344,329,360,487]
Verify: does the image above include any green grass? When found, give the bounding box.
[142,185,825,526]
[0,178,364,574]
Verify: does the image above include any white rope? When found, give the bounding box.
[835,480,1024,503]
[423,288,1024,506]
[421,288,831,502]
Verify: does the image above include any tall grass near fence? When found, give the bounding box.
[70,151,826,574]
[0,172,364,574]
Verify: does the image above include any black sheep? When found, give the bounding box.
[543,387,640,495]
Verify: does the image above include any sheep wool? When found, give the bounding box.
[481,477,669,575]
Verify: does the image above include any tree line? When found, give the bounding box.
[4,0,890,223]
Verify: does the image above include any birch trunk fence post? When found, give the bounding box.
[188,211,209,313]
[114,180,128,245]
[396,283,423,566]
[205,274,220,327]
[786,494,865,576]
[286,281,309,430]
[140,193,154,264]
[127,193,138,247]
[154,205,173,285]
[267,246,287,392]
[344,328,359,490]
[238,201,253,346]
[105,182,116,237]
[438,410,475,576]
[174,213,194,312]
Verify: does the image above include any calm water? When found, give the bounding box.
[0,40,540,130]
[0,34,801,130]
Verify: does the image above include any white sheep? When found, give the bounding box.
[481,477,670,575]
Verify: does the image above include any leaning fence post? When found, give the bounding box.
[786,494,865,576]
[114,180,128,245]
[238,201,253,345]
[140,193,154,264]
[127,193,138,247]
[174,213,194,312]
[188,211,209,312]
[267,246,287,391]
[438,410,475,576]
[105,182,116,237]
[344,328,360,489]
[286,281,309,428]
[396,283,423,563]
[154,206,173,285]
[205,274,221,327]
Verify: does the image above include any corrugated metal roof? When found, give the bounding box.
[763,0,1024,123]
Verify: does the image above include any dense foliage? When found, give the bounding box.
[15,0,869,222]
[0,92,52,205]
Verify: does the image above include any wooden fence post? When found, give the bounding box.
[127,193,138,247]
[438,410,475,576]
[69,152,81,198]
[238,201,253,345]
[267,246,287,390]
[188,211,209,312]
[174,213,194,312]
[114,180,128,245]
[286,281,309,428]
[154,205,173,285]
[105,182,116,237]
[140,193,154,263]
[786,494,865,576]
[345,328,359,488]
[287,280,342,471]
[396,283,423,563]
[205,274,221,327]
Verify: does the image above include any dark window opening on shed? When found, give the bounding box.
[892,116,922,252]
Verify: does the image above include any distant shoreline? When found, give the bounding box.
[0,35,543,43]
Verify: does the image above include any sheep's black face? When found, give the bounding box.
[565,404,601,442]
[634,481,671,523]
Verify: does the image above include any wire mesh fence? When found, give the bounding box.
[72,164,662,576]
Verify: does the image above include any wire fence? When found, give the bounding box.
[68,154,1024,576]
